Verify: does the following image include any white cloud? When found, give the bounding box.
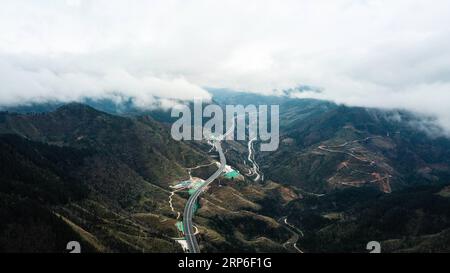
[0,53,211,109]
[0,0,450,131]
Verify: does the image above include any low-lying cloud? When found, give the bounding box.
[1,0,450,132]
[0,53,211,109]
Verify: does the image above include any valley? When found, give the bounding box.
[1,93,450,253]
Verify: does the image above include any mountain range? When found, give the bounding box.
[1,92,450,253]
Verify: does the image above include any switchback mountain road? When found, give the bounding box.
[183,140,226,253]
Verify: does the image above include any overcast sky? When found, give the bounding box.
[1,0,450,132]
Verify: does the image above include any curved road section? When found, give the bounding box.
[183,140,226,253]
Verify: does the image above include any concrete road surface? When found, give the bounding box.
[183,140,226,253]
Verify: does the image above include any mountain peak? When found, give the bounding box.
[55,102,103,116]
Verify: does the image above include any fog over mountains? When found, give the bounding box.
[3,0,450,256]
[1,0,450,134]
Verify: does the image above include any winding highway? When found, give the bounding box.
[247,136,262,182]
[279,216,304,253]
[183,140,227,253]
